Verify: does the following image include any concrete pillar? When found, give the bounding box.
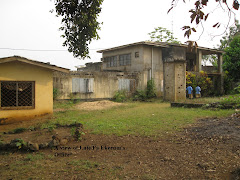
[217,54,223,74]
[196,50,202,72]
[217,53,224,94]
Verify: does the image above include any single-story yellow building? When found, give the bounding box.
[0,56,69,124]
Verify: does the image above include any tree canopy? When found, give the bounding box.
[54,0,103,59]
[148,27,181,44]
[223,35,240,82]
[219,20,240,50]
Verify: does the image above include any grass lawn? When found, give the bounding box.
[49,100,235,137]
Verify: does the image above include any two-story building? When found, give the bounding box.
[97,41,223,101]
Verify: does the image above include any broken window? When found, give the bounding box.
[72,78,94,93]
[119,54,131,66]
[0,81,35,109]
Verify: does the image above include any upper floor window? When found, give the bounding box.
[104,56,117,67]
[0,81,35,110]
[119,54,131,66]
[135,52,139,58]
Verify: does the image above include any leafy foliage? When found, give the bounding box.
[133,90,147,101]
[233,84,240,94]
[54,0,103,58]
[223,35,240,82]
[146,79,157,99]
[113,90,128,102]
[223,71,234,94]
[186,71,213,96]
[53,88,60,100]
[13,139,27,149]
[219,20,240,50]
[148,27,180,43]
[202,54,218,67]
[169,0,240,38]
[219,94,240,109]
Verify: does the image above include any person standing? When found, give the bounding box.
[186,86,193,99]
[195,86,201,98]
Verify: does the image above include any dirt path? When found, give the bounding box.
[0,113,240,179]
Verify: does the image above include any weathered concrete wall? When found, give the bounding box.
[54,71,139,100]
[142,46,164,96]
[0,61,53,122]
[163,46,186,101]
[101,45,145,72]
[101,45,164,97]
[78,62,102,72]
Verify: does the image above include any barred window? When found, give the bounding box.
[0,81,35,109]
[119,54,131,66]
[104,56,117,67]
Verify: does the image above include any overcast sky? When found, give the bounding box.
[0,0,239,70]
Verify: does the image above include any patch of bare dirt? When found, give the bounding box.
[75,100,124,111]
[0,113,240,179]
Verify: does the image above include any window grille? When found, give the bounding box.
[104,56,117,67]
[119,54,131,66]
[72,78,94,93]
[0,81,35,109]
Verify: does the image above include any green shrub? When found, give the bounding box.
[223,71,233,94]
[53,88,60,100]
[113,90,128,102]
[233,84,240,94]
[133,90,147,101]
[146,79,156,99]
[186,71,213,97]
[220,94,240,108]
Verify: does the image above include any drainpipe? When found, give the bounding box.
[151,47,153,80]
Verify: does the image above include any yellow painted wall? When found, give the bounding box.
[0,61,53,122]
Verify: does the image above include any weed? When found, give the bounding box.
[71,127,85,141]
[11,138,27,149]
[219,94,240,108]
[113,90,128,102]
[53,88,60,100]
[133,90,147,101]
[10,127,27,134]
[25,153,45,161]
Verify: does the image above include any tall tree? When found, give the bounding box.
[223,35,240,82]
[219,19,240,50]
[148,27,181,43]
[54,0,103,59]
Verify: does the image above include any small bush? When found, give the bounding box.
[146,79,157,99]
[233,84,240,94]
[71,127,85,141]
[53,88,60,100]
[133,90,147,101]
[220,94,240,109]
[223,71,233,94]
[113,90,128,102]
[186,71,213,97]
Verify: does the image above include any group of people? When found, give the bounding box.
[186,85,201,99]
